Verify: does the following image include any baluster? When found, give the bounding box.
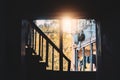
[90,43,93,71]
[39,34,41,56]
[41,37,43,59]
[82,47,85,71]
[52,47,54,70]
[34,30,37,51]
[68,60,71,71]
[32,28,34,49]
[46,41,49,66]
[75,48,78,71]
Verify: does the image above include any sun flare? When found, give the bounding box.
[62,17,72,33]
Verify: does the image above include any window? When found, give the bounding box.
[34,19,97,71]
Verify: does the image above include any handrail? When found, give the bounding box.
[29,20,71,71]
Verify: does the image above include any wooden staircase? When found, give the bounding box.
[23,20,96,80]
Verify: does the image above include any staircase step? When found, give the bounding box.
[31,62,47,71]
[32,55,42,63]
[25,47,37,55]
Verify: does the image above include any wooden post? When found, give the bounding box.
[82,47,85,71]
[46,41,49,66]
[31,28,34,48]
[39,34,41,56]
[52,47,54,70]
[75,48,78,71]
[59,19,63,71]
[34,30,37,51]
[90,43,93,71]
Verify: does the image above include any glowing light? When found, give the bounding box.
[62,17,72,33]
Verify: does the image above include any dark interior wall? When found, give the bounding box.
[0,0,7,80]
[96,18,119,80]
[95,19,113,80]
[96,1,120,79]
[96,1,119,79]
[1,0,119,80]
[6,18,21,80]
[14,0,97,19]
[5,13,21,80]
[0,0,21,80]
[99,17,119,80]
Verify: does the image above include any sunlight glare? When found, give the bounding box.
[62,17,72,33]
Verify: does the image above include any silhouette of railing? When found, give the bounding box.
[26,20,71,71]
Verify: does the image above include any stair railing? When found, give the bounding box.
[26,20,71,71]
